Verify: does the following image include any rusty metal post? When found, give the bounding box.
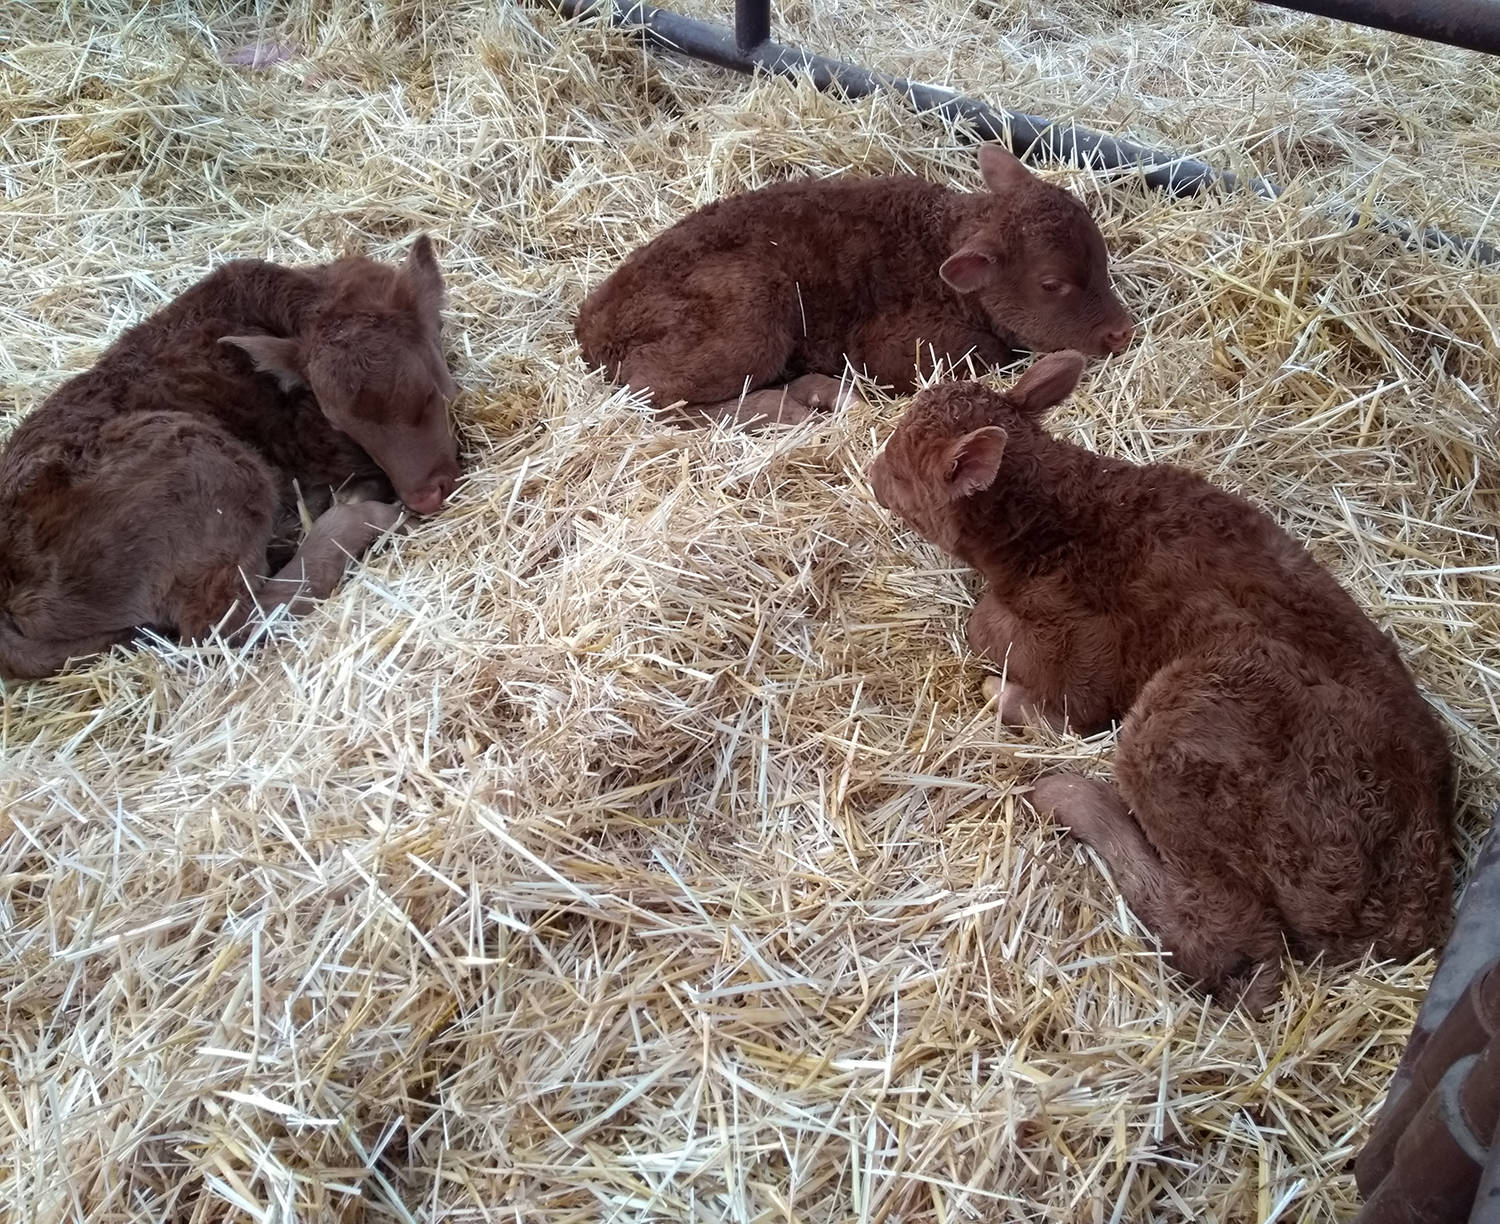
[1355,1037,1500,1224]
[1358,1044,1500,1224]
[1355,811,1500,1221]
[1418,821,1500,1050]
[1261,0,1500,56]
[1359,817,1500,1193]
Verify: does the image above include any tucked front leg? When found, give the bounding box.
[246,500,404,627]
[606,267,803,429]
[697,373,865,427]
[783,373,865,414]
[0,618,140,682]
[691,386,812,428]
[846,313,1009,391]
[967,591,1067,730]
[967,589,1120,733]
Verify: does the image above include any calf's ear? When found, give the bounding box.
[946,425,1007,498]
[978,143,1034,193]
[1010,350,1085,416]
[401,233,446,317]
[939,246,997,293]
[221,334,305,391]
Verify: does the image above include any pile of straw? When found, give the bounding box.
[2,1,1497,1219]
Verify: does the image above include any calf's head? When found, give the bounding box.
[223,234,461,516]
[869,350,1085,555]
[939,145,1133,359]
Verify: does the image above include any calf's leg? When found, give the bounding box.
[1032,772,1286,1012]
[845,313,1010,392]
[783,373,864,413]
[1086,651,1302,1009]
[220,499,402,636]
[605,274,816,427]
[0,617,139,682]
[692,373,864,427]
[690,384,816,428]
[967,590,1118,733]
[968,592,1058,728]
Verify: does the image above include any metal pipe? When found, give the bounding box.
[559,0,1256,196]
[554,0,1499,266]
[734,0,769,52]
[1262,0,1500,56]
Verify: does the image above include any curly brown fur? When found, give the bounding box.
[870,353,1455,1012]
[576,144,1133,428]
[0,235,460,681]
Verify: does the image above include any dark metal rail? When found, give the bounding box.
[1265,0,1500,56]
[555,0,1499,266]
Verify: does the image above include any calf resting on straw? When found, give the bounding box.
[869,352,1454,1010]
[0,235,461,681]
[575,143,1134,428]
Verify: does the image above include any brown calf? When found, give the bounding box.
[869,354,1454,1010]
[576,144,1133,427]
[0,236,461,681]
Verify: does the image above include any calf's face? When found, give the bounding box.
[224,235,461,516]
[870,351,1086,554]
[939,146,1133,359]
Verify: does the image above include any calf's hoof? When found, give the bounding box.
[981,673,1056,730]
[721,388,813,429]
[761,399,813,427]
[786,373,864,414]
[336,475,396,505]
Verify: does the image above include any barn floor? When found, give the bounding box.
[2,1,1498,1220]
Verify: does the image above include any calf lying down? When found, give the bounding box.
[871,354,1454,1010]
[0,236,461,681]
[576,144,1133,427]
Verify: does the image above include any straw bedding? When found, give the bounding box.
[2,1,1497,1220]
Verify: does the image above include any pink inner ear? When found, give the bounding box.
[220,334,304,390]
[939,251,995,294]
[947,426,1007,497]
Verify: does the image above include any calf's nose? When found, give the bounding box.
[1101,324,1134,354]
[402,474,455,516]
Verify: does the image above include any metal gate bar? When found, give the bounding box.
[733,0,768,53]
[555,0,1499,266]
[732,0,1500,57]
[1265,0,1500,56]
